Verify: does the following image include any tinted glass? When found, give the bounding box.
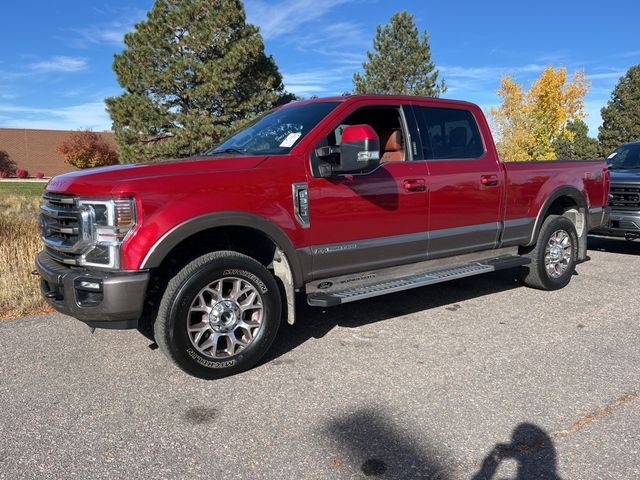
[205,101,340,156]
[607,144,640,169]
[416,107,484,160]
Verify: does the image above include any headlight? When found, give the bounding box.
[77,198,136,269]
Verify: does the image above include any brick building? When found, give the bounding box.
[0,128,117,178]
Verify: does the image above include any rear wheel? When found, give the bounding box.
[521,215,578,290]
[155,251,281,379]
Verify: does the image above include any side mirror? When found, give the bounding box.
[315,124,380,176]
[335,124,380,174]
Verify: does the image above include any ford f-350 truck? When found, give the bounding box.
[592,141,640,240]
[36,95,610,379]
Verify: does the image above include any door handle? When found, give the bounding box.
[480,175,500,187]
[403,178,426,192]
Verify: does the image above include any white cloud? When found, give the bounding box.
[0,86,18,100]
[536,50,570,63]
[586,71,625,80]
[616,50,640,58]
[286,85,327,96]
[282,66,354,96]
[72,9,146,47]
[0,101,111,131]
[28,56,88,73]
[76,22,134,46]
[245,0,353,40]
[296,21,368,50]
[440,64,545,82]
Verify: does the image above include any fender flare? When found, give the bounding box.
[140,211,306,288]
[526,186,588,246]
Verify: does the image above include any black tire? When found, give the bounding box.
[521,215,578,290]
[154,251,281,379]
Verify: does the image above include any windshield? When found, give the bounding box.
[204,101,340,156]
[607,144,640,169]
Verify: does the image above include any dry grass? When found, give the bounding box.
[0,193,51,318]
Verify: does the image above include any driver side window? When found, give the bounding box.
[327,106,406,163]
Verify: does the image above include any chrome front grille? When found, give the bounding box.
[609,185,640,210]
[39,193,93,262]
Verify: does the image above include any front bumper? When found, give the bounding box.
[36,251,149,329]
[590,209,640,238]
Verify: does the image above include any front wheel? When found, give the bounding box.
[154,251,281,379]
[521,215,578,291]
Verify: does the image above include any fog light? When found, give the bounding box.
[76,279,102,291]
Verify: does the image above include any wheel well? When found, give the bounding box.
[137,226,283,338]
[543,196,585,237]
[545,196,578,217]
[521,193,588,261]
[158,226,278,272]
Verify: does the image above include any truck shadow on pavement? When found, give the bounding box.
[325,408,560,479]
[264,269,523,364]
[588,235,640,256]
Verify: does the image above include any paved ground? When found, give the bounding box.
[1,236,639,480]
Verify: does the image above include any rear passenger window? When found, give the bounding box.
[416,107,484,160]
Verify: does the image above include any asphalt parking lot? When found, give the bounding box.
[1,236,639,480]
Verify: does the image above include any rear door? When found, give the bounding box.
[412,104,504,258]
[305,101,429,280]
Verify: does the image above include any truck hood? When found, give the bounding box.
[46,155,268,196]
[609,169,640,183]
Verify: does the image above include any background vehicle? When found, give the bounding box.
[592,141,640,240]
[35,95,610,379]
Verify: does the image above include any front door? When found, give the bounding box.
[306,103,429,280]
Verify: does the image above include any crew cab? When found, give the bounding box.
[36,95,610,379]
[592,141,640,240]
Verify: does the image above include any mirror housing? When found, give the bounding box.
[316,124,380,177]
[332,124,380,174]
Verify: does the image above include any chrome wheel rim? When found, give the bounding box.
[187,277,264,359]
[544,229,573,278]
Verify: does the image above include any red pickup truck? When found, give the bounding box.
[36,95,609,379]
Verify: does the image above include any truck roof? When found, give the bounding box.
[284,94,479,109]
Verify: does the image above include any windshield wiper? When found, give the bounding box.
[207,147,248,155]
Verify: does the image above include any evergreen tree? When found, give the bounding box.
[353,12,445,97]
[106,0,286,163]
[598,65,640,152]
[552,120,601,160]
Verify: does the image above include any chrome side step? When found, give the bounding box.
[306,255,530,307]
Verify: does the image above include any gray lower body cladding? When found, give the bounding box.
[36,251,149,329]
[591,208,639,238]
[299,219,535,281]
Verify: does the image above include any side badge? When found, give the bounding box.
[317,281,333,290]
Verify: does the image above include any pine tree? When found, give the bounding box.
[106,0,286,163]
[598,65,640,153]
[552,120,601,160]
[353,11,445,97]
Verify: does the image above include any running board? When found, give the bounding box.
[306,255,530,307]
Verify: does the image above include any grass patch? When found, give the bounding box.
[0,181,46,197]
[0,193,50,318]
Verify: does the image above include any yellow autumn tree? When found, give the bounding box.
[490,66,589,161]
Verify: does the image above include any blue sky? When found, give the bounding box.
[1,0,639,137]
